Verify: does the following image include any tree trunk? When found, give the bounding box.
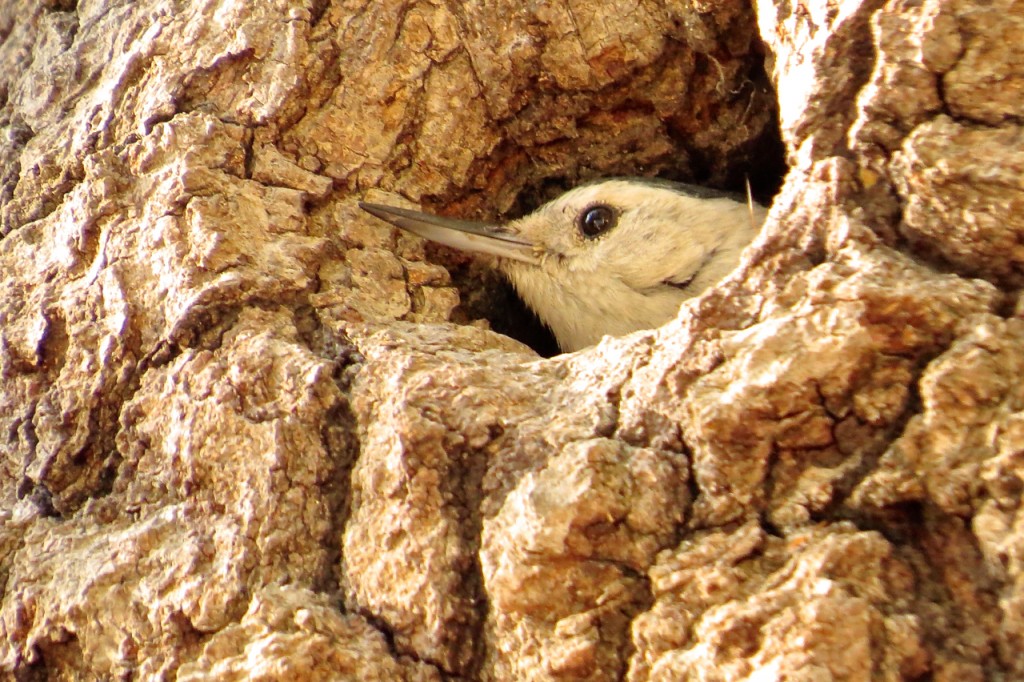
[0,0,1020,679]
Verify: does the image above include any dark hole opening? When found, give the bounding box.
[442,45,787,358]
[447,260,561,358]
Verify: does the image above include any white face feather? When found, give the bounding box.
[496,180,767,351]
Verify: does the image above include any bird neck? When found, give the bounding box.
[501,264,689,352]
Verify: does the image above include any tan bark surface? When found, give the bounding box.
[0,0,1021,679]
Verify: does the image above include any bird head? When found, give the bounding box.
[360,178,766,352]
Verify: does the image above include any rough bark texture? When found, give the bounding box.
[0,0,1021,680]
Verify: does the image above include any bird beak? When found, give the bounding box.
[359,202,541,265]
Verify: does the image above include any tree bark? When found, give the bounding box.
[0,0,1021,679]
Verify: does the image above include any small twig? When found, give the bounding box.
[745,176,757,230]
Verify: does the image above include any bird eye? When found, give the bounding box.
[578,204,618,239]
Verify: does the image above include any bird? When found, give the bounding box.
[360,178,767,352]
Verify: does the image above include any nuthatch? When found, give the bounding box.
[360,179,767,352]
